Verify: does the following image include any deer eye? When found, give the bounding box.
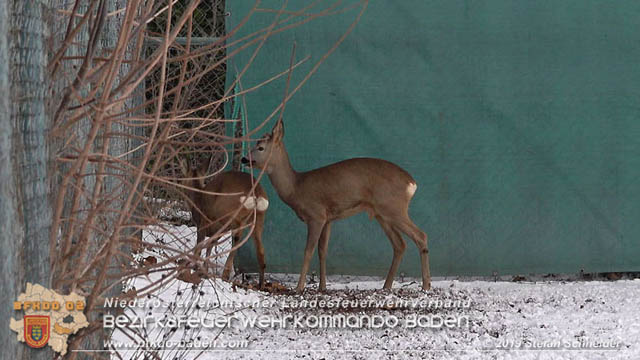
[258,146,265,151]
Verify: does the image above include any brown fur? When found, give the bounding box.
[180,160,268,288]
[244,121,430,293]
[294,158,415,221]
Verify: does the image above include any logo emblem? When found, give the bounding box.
[24,315,50,348]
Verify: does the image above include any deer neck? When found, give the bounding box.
[185,179,203,212]
[267,144,297,202]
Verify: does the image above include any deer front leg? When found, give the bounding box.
[317,222,332,292]
[190,229,208,279]
[196,229,205,258]
[195,229,208,273]
[222,233,239,281]
[252,221,266,290]
[296,220,325,293]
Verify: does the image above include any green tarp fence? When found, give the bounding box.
[226,0,640,277]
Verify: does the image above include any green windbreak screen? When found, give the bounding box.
[226,1,640,277]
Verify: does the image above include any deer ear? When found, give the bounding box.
[198,156,211,174]
[177,157,189,177]
[272,120,284,143]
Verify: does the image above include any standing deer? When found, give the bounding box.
[242,120,430,293]
[178,158,268,288]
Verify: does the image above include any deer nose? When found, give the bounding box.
[241,157,249,164]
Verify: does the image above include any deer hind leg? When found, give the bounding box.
[201,225,221,277]
[191,229,207,277]
[252,214,266,290]
[317,222,332,292]
[393,216,431,290]
[296,220,325,293]
[222,233,239,281]
[195,228,214,273]
[376,217,407,290]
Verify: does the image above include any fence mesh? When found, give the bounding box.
[144,0,229,217]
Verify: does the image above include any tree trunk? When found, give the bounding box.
[0,1,22,358]
[2,0,53,359]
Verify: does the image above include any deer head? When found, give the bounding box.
[241,120,285,174]
[177,157,209,190]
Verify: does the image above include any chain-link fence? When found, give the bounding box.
[144,0,229,218]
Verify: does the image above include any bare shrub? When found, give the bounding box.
[46,0,367,358]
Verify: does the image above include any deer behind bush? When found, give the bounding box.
[179,158,268,288]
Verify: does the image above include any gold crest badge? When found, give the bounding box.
[24,315,50,348]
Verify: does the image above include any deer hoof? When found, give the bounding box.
[221,271,231,281]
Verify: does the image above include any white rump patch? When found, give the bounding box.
[407,182,417,197]
[256,197,269,212]
[240,196,268,211]
[239,195,257,210]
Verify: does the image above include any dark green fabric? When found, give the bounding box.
[227,1,640,277]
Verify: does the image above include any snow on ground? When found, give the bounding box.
[110,224,640,360]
